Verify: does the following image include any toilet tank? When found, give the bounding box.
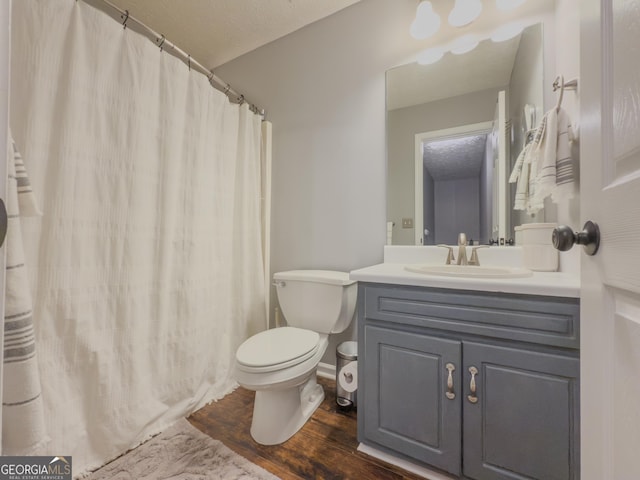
[273,270,357,334]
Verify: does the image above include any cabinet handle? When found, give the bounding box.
[468,366,478,404]
[445,363,455,400]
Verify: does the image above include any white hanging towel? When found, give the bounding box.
[533,106,575,206]
[551,107,575,202]
[509,107,574,214]
[510,114,547,214]
[2,134,48,455]
[509,142,532,211]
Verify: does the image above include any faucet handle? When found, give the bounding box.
[468,245,489,266]
[436,244,455,265]
[458,233,468,246]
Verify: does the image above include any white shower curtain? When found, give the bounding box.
[9,0,266,474]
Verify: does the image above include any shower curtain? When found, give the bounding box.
[9,0,266,474]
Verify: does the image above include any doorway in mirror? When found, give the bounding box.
[414,121,495,246]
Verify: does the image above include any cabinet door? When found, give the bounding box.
[363,325,462,475]
[463,342,580,480]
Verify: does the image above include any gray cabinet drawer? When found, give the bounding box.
[363,283,579,349]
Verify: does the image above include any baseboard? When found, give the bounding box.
[317,362,336,380]
[357,443,454,480]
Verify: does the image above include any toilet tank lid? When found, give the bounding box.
[274,270,356,286]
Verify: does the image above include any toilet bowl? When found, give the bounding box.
[234,270,357,445]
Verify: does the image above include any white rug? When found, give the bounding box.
[87,419,280,479]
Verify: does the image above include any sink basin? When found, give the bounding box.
[405,264,533,279]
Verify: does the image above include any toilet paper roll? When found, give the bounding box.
[338,361,358,393]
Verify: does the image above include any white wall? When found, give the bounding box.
[434,177,481,245]
[216,0,420,361]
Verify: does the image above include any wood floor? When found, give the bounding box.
[188,376,425,480]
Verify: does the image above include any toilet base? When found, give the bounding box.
[250,373,325,445]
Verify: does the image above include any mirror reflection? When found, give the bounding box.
[387,23,544,246]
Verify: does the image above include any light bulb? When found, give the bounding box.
[417,47,445,65]
[491,23,524,42]
[495,0,526,11]
[448,0,483,28]
[410,1,442,40]
[450,34,479,54]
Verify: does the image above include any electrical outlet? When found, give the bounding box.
[402,218,413,229]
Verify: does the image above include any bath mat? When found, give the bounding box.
[87,419,280,479]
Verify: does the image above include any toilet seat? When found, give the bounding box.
[236,327,320,373]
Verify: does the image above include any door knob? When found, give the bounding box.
[552,221,600,256]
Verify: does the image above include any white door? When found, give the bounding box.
[580,0,640,478]
[0,0,11,453]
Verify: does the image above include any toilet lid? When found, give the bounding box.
[236,327,320,368]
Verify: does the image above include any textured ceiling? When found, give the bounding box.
[105,0,362,68]
[424,135,487,181]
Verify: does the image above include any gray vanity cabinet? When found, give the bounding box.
[357,283,580,480]
[462,342,579,480]
[363,325,462,476]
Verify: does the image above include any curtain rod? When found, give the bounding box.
[81,0,265,117]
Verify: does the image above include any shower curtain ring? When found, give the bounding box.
[188,55,191,71]
[237,94,245,105]
[157,35,166,51]
[121,10,129,29]
[224,84,231,95]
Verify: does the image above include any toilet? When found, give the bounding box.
[235,270,357,445]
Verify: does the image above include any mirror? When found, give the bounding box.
[387,23,544,246]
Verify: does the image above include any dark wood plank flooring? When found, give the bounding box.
[188,376,425,480]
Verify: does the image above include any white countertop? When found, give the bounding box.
[349,246,580,298]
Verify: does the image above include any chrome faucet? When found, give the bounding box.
[457,233,468,265]
[439,234,488,266]
[437,244,455,264]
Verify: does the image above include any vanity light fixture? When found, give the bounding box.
[450,34,479,54]
[417,47,445,65]
[448,0,483,28]
[491,22,525,42]
[410,1,441,40]
[495,0,527,11]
